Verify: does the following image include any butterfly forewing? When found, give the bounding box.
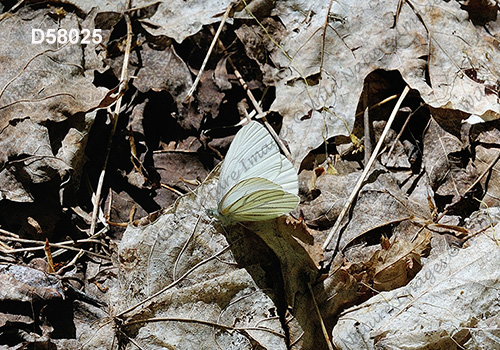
[273,154,299,195]
[217,122,283,202]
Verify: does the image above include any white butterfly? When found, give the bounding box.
[209,121,299,224]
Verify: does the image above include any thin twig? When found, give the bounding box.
[308,282,334,350]
[160,183,185,196]
[231,7,294,160]
[89,13,133,236]
[0,234,104,247]
[0,228,19,238]
[44,239,55,273]
[56,250,85,275]
[354,94,399,118]
[185,3,234,100]
[0,229,109,260]
[209,28,293,161]
[0,242,109,260]
[363,85,371,166]
[322,85,411,250]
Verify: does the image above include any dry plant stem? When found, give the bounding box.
[290,334,305,348]
[363,87,371,166]
[124,317,285,338]
[56,250,85,275]
[160,183,184,196]
[173,215,201,280]
[106,187,112,221]
[185,3,233,100]
[0,225,109,258]
[322,85,411,250]
[320,0,335,73]
[354,94,399,118]
[89,14,132,236]
[0,228,19,238]
[1,0,24,15]
[1,242,108,260]
[308,282,334,350]
[209,28,293,160]
[117,330,145,350]
[44,239,55,273]
[0,234,108,260]
[0,234,103,247]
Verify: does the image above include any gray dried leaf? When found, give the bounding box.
[0,9,108,202]
[0,264,64,302]
[269,0,500,167]
[84,174,288,349]
[332,229,500,350]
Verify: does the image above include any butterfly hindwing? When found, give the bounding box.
[218,177,299,221]
[218,177,299,222]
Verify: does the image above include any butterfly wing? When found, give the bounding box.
[217,121,295,201]
[218,177,300,222]
[214,121,300,223]
[273,153,299,196]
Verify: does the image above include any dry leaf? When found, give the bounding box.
[268,0,500,167]
[333,228,500,350]
[423,117,478,205]
[469,121,500,208]
[134,44,193,107]
[368,230,432,291]
[85,171,293,349]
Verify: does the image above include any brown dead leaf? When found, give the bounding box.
[270,1,500,169]
[338,171,425,252]
[133,43,192,107]
[234,17,287,85]
[469,121,500,208]
[246,217,346,350]
[154,150,210,208]
[423,117,478,205]
[247,217,320,307]
[86,175,290,349]
[292,266,358,350]
[140,0,234,43]
[301,172,360,229]
[367,230,432,292]
[0,8,108,210]
[373,120,412,169]
[0,264,65,302]
[287,218,325,267]
[214,56,232,91]
[178,69,225,131]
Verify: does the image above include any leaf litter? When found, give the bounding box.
[0,1,499,349]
